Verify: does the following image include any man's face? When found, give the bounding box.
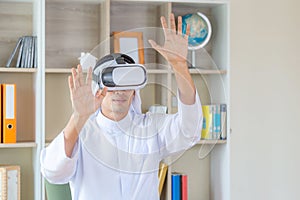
[101,90,135,116]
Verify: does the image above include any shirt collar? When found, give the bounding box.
[95,109,133,133]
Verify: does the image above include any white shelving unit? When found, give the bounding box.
[0,0,230,199]
[0,0,43,199]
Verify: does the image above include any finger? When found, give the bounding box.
[101,87,108,98]
[95,87,108,108]
[170,13,176,33]
[96,87,107,98]
[177,16,182,35]
[71,67,80,89]
[184,23,191,39]
[149,39,166,57]
[148,40,164,54]
[148,39,160,49]
[160,16,169,39]
[68,75,74,94]
[77,64,84,86]
[86,67,93,85]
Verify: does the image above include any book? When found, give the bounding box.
[220,104,227,140]
[213,105,221,140]
[201,104,227,140]
[16,37,25,68]
[171,173,181,200]
[5,37,23,67]
[181,174,188,200]
[26,36,33,68]
[33,36,37,68]
[20,36,29,68]
[171,172,188,200]
[30,36,36,68]
[0,165,20,200]
[158,162,168,196]
[201,105,213,139]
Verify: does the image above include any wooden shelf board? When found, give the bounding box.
[45,68,226,75]
[46,68,72,73]
[147,69,169,74]
[0,142,37,148]
[189,68,227,75]
[0,67,37,73]
[46,68,170,74]
[197,139,226,144]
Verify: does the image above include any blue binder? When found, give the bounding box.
[171,173,181,200]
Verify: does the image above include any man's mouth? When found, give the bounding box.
[112,99,127,103]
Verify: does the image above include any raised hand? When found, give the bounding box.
[68,65,107,119]
[148,13,190,69]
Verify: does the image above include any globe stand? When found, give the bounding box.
[192,50,196,68]
[188,49,196,68]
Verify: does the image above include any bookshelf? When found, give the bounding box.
[0,0,43,199]
[0,0,230,199]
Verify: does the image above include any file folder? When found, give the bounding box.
[1,84,16,143]
[0,85,1,143]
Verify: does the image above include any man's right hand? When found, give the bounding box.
[64,65,107,157]
[68,65,107,120]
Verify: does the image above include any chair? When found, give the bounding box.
[45,179,72,200]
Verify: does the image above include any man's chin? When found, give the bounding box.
[111,107,129,115]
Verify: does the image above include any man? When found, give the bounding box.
[41,13,203,200]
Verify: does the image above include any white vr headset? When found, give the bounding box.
[80,53,147,95]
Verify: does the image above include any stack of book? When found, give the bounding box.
[201,104,227,140]
[171,172,188,200]
[5,36,37,68]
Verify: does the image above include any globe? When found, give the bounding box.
[182,12,212,50]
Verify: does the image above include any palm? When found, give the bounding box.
[71,84,97,116]
[69,66,106,118]
[161,33,188,64]
[149,14,190,66]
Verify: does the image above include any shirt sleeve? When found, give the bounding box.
[157,89,203,158]
[40,131,80,184]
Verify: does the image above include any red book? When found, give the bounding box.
[181,174,188,200]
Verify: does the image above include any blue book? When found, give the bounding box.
[214,105,221,139]
[171,173,181,200]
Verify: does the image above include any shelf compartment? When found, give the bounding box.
[45,1,108,69]
[0,1,33,67]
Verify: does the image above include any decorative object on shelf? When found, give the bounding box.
[182,12,212,50]
[148,105,168,114]
[113,32,145,64]
[78,52,97,71]
[5,36,37,68]
[0,165,21,200]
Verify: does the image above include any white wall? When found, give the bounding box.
[231,0,300,199]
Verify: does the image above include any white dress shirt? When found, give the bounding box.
[41,92,202,200]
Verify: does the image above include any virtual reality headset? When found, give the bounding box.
[80,53,147,95]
